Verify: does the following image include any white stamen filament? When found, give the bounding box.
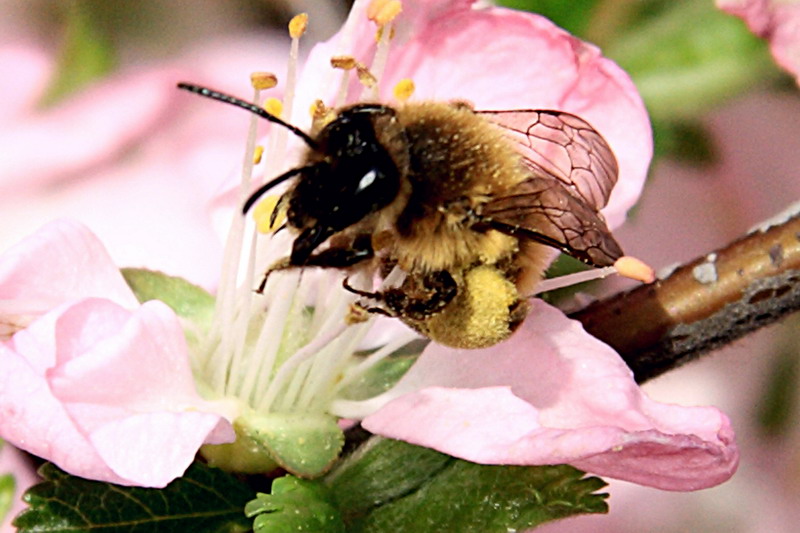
[369,20,393,100]
[201,86,262,388]
[531,265,618,295]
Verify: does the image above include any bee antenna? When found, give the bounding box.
[177,82,319,150]
[242,164,315,214]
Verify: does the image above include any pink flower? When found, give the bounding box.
[717,0,800,84]
[0,0,737,495]
[0,220,234,487]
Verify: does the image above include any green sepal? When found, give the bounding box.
[216,412,344,478]
[245,476,345,533]
[326,437,608,532]
[13,462,253,533]
[121,268,215,346]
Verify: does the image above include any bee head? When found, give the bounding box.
[175,84,407,266]
[286,104,406,264]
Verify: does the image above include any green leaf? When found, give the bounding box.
[325,437,453,523]
[14,462,253,533]
[495,0,601,36]
[652,119,718,165]
[0,473,15,527]
[606,0,775,120]
[121,268,216,345]
[326,437,607,532]
[39,2,117,108]
[245,476,345,533]
[757,316,800,437]
[354,462,607,532]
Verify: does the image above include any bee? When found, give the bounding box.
[178,83,628,348]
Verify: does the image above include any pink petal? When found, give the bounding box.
[362,299,738,491]
[718,0,800,84]
[0,44,52,123]
[1,298,233,487]
[0,68,182,193]
[0,219,138,316]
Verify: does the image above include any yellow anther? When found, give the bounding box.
[368,0,402,26]
[263,97,283,118]
[356,64,377,88]
[309,99,328,120]
[614,256,656,284]
[310,99,335,130]
[289,13,309,39]
[331,55,357,70]
[250,72,278,90]
[252,145,264,165]
[252,195,286,234]
[393,78,415,102]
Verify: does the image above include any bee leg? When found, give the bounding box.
[383,270,458,320]
[256,235,374,294]
[344,270,458,320]
[300,234,374,268]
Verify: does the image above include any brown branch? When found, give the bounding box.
[570,207,800,383]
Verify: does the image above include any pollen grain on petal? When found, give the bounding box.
[250,72,278,91]
[393,79,415,102]
[289,13,309,39]
[615,255,656,284]
[263,97,284,118]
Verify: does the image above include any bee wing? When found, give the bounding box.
[474,110,622,267]
[476,109,618,210]
[476,176,623,267]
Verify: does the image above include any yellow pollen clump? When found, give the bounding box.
[393,79,415,102]
[289,13,309,39]
[263,97,283,118]
[331,55,357,70]
[368,0,402,26]
[252,145,264,165]
[252,195,286,234]
[423,265,518,349]
[250,72,278,90]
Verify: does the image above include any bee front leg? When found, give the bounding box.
[256,234,374,293]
